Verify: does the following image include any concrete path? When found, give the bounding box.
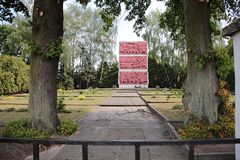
[27,91,187,160]
[100,91,146,106]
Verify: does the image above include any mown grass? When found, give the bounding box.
[0,88,113,136]
[0,89,109,136]
[150,103,186,121]
[0,106,93,136]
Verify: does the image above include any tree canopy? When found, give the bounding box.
[0,0,28,22]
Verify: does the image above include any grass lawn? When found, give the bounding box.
[142,95,182,103]
[0,106,95,136]
[0,89,115,109]
[0,88,114,136]
[138,89,183,95]
[150,103,186,121]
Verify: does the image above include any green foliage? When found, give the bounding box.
[172,104,184,110]
[214,42,234,81]
[3,118,78,138]
[16,108,28,112]
[159,0,185,40]
[0,55,29,95]
[0,0,28,22]
[196,53,214,69]
[44,39,63,59]
[178,115,234,139]
[148,51,186,88]
[62,5,117,89]
[96,62,118,88]
[3,108,15,112]
[3,119,51,138]
[79,91,84,94]
[57,97,71,113]
[0,17,32,63]
[179,81,235,139]
[94,0,151,34]
[57,119,77,136]
[158,0,239,41]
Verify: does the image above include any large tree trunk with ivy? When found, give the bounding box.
[182,0,220,124]
[28,0,63,132]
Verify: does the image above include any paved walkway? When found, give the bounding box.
[100,91,146,106]
[27,91,187,160]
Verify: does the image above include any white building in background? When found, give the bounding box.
[223,18,240,160]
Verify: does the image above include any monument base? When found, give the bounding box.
[119,84,148,89]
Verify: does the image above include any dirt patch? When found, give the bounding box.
[0,143,32,160]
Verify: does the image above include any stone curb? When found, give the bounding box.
[137,92,183,139]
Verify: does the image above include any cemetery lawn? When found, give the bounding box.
[138,89,185,121]
[0,89,115,136]
[150,103,186,121]
[139,89,235,122]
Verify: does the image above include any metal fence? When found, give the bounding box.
[0,138,239,160]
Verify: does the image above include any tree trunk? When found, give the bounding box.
[182,0,220,124]
[28,0,63,132]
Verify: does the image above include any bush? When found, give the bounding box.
[87,87,97,94]
[4,107,15,112]
[57,88,64,94]
[172,104,184,110]
[4,119,78,138]
[79,91,84,94]
[57,119,77,136]
[57,97,71,113]
[16,108,28,112]
[78,95,86,100]
[178,116,234,139]
[6,96,14,100]
[0,55,29,95]
[3,119,51,138]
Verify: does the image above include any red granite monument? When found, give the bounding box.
[118,42,148,88]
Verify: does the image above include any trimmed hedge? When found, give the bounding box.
[0,55,29,95]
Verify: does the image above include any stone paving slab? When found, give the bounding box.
[112,92,139,97]
[116,89,137,93]
[101,97,146,106]
[28,107,187,160]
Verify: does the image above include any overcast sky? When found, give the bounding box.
[116,0,165,43]
[114,0,165,58]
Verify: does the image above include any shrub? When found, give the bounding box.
[57,119,77,136]
[57,97,71,113]
[57,88,64,94]
[79,91,84,94]
[178,114,234,139]
[172,104,184,110]
[3,119,51,138]
[78,95,86,100]
[3,119,77,138]
[87,87,98,94]
[0,55,29,95]
[6,96,14,100]
[4,107,15,112]
[16,108,28,112]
